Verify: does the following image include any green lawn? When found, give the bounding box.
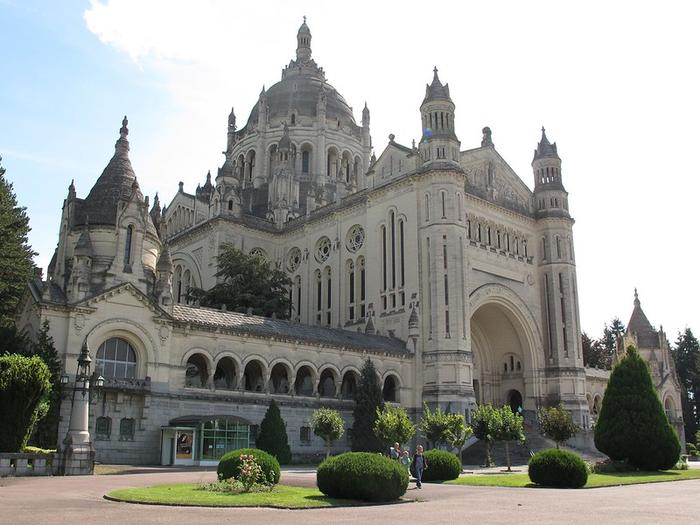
[106,483,383,508]
[447,469,700,488]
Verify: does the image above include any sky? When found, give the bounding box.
[1,0,698,341]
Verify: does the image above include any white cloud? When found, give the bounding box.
[81,0,700,338]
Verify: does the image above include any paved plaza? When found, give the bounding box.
[1,467,699,525]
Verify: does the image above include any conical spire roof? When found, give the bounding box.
[76,116,143,226]
[422,67,452,105]
[156,246,173,272]
[533,126,560,161]
[626,289,659,348]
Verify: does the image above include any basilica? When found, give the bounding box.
[18,20,684,465]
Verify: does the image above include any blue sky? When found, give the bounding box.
[1,0,699,340]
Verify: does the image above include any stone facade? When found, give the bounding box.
[18,20,682,465]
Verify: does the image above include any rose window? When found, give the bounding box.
[346,225,365,253]
[315,236,332,262]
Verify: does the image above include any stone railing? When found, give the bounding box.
[0,453,57,477]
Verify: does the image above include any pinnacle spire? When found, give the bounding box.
[634,287,640,307]
[296,17,312,62]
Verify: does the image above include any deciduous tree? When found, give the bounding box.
[374,405,415,449]
[311,407,345,458]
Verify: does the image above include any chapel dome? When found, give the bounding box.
[241,19,359,133]
[244,76,357,130]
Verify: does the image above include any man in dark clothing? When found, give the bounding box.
[413,445,428,488]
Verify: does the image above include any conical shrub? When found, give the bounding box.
[594,346,680,470]
[255,399,292,464]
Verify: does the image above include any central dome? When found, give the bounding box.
[245,75,357,130]
[242,19,358,132]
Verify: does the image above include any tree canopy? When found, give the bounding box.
[374,405,416,449]
[0,157,36,347]
[0,354,52,452]
[351,358,384,452]
[418,404,472,452]
[187,244,292,318]
[595,345,680,470]
[311,407,345,458]
[538,404,578,448]
[671,328,700,440]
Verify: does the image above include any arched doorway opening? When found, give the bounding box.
[470,296,538,413]
[507,389,523,413]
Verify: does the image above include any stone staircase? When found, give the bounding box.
[461,422,606,467]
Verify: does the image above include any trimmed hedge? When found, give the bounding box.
[528,448,588,488]
[317,452,408,502]
[421,449,462,482]
[217,448,280,485]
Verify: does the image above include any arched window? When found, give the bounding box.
[358,257,366,318]
[441,191,447,218]
[325,266,332,326]
[214,357,236,390]
[228,199,233,211]
[315,269,322,324]
[424,194,430,222]
[96,338,137,379]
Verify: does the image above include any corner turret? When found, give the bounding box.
[419,68,460,166]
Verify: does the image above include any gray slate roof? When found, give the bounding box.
[626,292,660,348]
[172,304,408,355]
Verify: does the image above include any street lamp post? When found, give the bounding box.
[60,338,103,475]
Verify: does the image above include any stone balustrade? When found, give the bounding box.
[0,453,57,477]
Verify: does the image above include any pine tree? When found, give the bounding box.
[187,243,291,318]
[671,328,700,440]
[595,345,680,470]
[351,358,384,452]
[27,320,62,449]
[255,399,292,464]
[0,157,36,352]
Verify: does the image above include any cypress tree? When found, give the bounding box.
[255,399,292,464]
[351,358,384,452]
[594,345,680,470]
[28,320,62,449]
[0,157,36,337]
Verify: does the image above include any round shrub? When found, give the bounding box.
[528,448,588,488]
[421,449,462,482]
[317,452,408,502]
[217,448,280,485]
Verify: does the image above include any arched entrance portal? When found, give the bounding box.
[470,296,539,413]
[507,389,523,413]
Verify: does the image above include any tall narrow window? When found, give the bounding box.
[348,260,355,321]
[295,276,301,320]
[359,257,366,318]
[559,272,568,355]
[556,237,562,259]
[444,274,449,305]
[124,225,134,266]
[381,225,387,292]
[315,270,322,324]
[302,150,310,174]
[457,193,462,220]
[441,192,446,218]
[424,194,430,222]
[399,220,405,287]
[390,212,396,290]
[445,310,450,335]
[326,267,332,326]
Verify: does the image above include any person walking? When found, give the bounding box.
[400,449,412,477]
[413,445,428,488]
[390,442,401,460]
